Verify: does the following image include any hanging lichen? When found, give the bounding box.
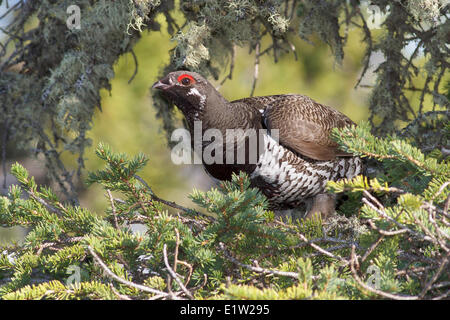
[0,0,448,203]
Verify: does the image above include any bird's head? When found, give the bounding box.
[152,71,221,122]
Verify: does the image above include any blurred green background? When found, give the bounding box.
[1,9,373,244]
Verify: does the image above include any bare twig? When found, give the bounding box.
[250,42,260,97]
[134,174,213,221]
[361,234,385,263]
[266,234,358,252]
[350,246,419,300]
[296,233,349,264]
[362,197,432,243]
[26,190,64,217]
[0,1,22,20]
[432,290,450,300]
[431,281,450,290]
[34,126,79,205]
[305,243,355,258]
[271,219,358,262]
[419,252,450,298]
[367,220,408,236]
[362,190,384,209]
[281,34,298,61]
[432,181,450,201]
[87,246,178,299]
[1,120,8,190]
[400,110,449,137]
[219,242,312,280]
[412,213,448,252]
[36,236,84,255]
[173,228,180,274]
[169,228,194,286]
[444,195,450,216]
[217,45,236,89]
[127,49,138,84]
[396,265,436,277]
[191,273,208,292]
[106,189,119,229]
[163,244,194,299]
[109,283,132,300]
[353,11,373,89]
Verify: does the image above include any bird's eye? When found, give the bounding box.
[182,77,191,85]
[177,74,195,86]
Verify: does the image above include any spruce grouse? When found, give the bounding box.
[152,71,362,219]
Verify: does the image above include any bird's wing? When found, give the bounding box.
[233,94,355,161]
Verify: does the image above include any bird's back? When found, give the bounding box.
[229,94,362,209]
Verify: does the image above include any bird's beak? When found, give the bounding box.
[152,77,173,91]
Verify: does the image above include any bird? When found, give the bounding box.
[152,71,362,220]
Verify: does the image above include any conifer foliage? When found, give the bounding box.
[0,0,448,300]
[1,126,448,299]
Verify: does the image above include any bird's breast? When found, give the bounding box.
[249,133,362,209]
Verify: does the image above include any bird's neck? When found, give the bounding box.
[187,88,234,133]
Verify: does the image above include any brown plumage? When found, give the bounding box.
[235,94,355,160]
[152,71,362,219]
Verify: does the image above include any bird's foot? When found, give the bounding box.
[304,193,337,221]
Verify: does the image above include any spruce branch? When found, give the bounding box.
[218,242,304,281]
[362,194,434,243]
[419,252,450,299]
[350,245,419,300]
[87,246,177,299]
[25,189,63,218]
[134,174,212,221]
[272,219,358,262]
[296,232,349,265]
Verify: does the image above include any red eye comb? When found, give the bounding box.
[177,74,195,83]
